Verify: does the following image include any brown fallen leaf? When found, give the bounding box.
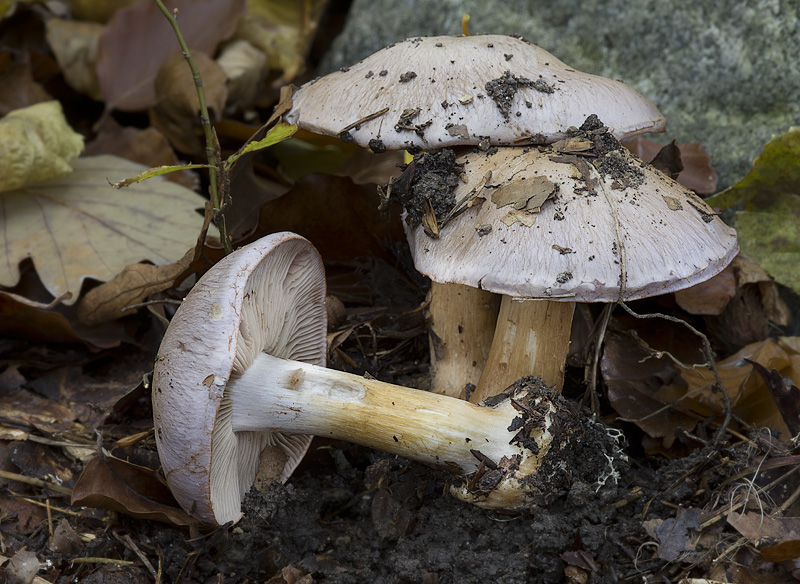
[84,118,197,189]
[0,286,127,349]
[674,263,736,315]
[216,38,269,112]
[149,51,228,155]
[69,0,138,23]
[0,56,51,116]
[45,18,104,100]
[728,510,800,562]
[747,358,800,436]
[622,136,718,194]
[77,247,193,326]
[0,388,75,434]
[643,507,702,561]
[96,0,246,111]
[71,453,195,528]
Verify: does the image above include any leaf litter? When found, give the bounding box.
[1,2,800,583]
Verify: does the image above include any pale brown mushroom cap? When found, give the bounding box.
[152,233,327,526]
[284,34,665,151]
[406,146,738,301]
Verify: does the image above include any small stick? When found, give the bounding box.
[339,107,390,134]
[72,558,136,566]
[0,470,73,495]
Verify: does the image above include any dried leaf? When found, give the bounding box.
[644,507,701,561]
[0,388,75,434]
[71,454,195,527]
[77,247,193,325]
[706,126,800,294]
[0,58,51,116]
[727,510,800,562]
[149,51,228,155]
[45,18,103,100]
[0,155,207,304]
[238,0,328,81]
[96,0,246,111]
[84,120,197,189]
[68,0,138,23]
[622,136,718,194]
[217,38,269,111]
[674,263,736,315]
[0,101,84,192]
[747,358,800,436]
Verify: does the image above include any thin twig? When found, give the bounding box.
[152,0,232,254]
[0,470,73,495]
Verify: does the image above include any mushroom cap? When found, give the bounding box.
[284,34,665,151]
[153,233,327,526]
[405,146,738,302]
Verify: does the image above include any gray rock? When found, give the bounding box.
[321,0,800,189]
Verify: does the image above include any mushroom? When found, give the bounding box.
[282,34,667,398]
[401,118,739,401]
[153,232,577,526]
[284,34,665,151]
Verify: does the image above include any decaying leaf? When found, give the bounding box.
[727,510,800,562]
[77,247,193,325]
[149,51,228,155]
[237,0,328,82]
[0,155,207,305]
[674,263,736,315]
[622,136,718,194]
[0,58,51,116]
[84,120,197,189]
[217,38,269,112]
[71,453,195,527]
[96,0,246,111]
[706,126,800,295]
[45,18,103,100]
[0,101,84,192]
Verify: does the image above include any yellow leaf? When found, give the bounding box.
[0,155,208,304]
[0,101,84,192]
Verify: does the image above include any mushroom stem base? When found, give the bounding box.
[473,298,575,401]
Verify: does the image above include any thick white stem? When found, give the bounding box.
[231,353,537,475]
[428,282,501,399]
[474,298,575,402]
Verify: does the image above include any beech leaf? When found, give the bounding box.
[0,155,207,304]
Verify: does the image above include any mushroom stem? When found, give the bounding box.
[473,297,575,402]
[230,351,552,504]
[428,282,501,398]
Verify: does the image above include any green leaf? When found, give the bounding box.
[225,122,297,168]
[110,163,212,188]
[706,127,800,293]
[0,155,209,304]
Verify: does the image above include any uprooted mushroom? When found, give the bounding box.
[153,232,622,527]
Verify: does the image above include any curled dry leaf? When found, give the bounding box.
[0,101,83,192]
[217,39,269,112]
[96,0,246,111]
[71,453,195,527]
[0,155,207,305]
[674,263,736,315]
[45,18,103,100]
[77,247,194,326]
[149,51,228,155]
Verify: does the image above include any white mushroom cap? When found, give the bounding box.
[284,34,665,151]
[152,233,326,526]
[405,145,739,302]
